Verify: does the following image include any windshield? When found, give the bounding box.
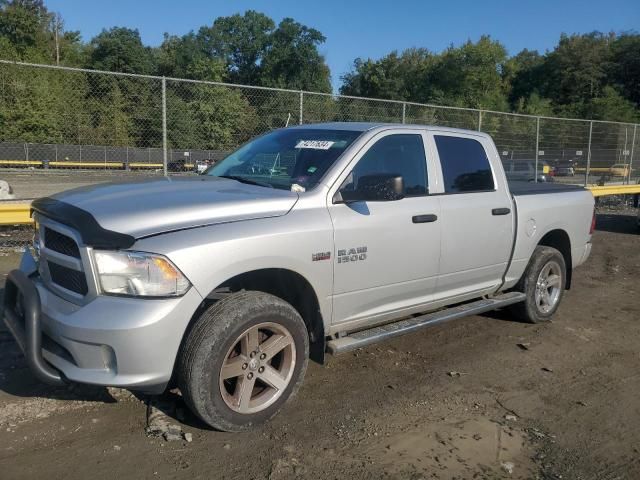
[206,128,362,191]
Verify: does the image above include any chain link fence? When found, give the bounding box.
[0,59,639,193]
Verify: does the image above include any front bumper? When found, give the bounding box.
[3,258,203,393]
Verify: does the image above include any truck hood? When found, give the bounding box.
[47,176,299,239]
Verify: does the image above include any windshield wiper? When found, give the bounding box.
[218,175,274,188]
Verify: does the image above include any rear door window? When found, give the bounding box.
[434,136,495,193]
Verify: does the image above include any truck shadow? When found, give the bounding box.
[0,330,118,403]
[595,213,638,234]
[144,390,213,431]
[0,283,119,403]
[479,308,527,323]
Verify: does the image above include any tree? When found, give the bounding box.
[514,92,554,116]
[610,34,640,107]
[339,31,640,122]
[157,32,226,81]
[88,27,154,74]
[340,36,510,111]
[427,36,510,110]
[199,10,274,85]
[84,29,159,147]
[587,86,638,123]
[539,32,613,108]
[260,18,331,92]
[340,49,433,101]
[0,0,49,55]
[505,49,545,105]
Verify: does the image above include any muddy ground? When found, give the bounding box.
[0,211,638,480]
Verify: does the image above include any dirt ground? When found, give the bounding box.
[0,210,638,480]
[0,170,165,200]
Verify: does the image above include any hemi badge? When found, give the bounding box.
[312,252,331,262]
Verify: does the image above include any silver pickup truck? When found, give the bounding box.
[3,122,595,431]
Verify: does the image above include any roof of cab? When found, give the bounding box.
[289,121,490,137]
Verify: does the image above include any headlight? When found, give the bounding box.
[93,250,190,297]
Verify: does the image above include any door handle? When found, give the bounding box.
[492,208,511,216]
[412,214,438,223]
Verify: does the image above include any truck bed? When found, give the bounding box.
[508,180,585,196]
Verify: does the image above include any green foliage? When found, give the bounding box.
[429,36,510,110]
[260,18,331,93]
[509,32,640,121]
[0,0,49,55]
[201,10,274,85]
[88,27,154,74]
[341,37,510,110]
[342,32,640,123]
[610,34,640,106]
[514,92,554,116]
[587,86,639,123]
[341,48,435,101]
[0,0,637,155]
[166,82,259,150]
[0,2,333,150]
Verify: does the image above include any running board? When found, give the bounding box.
[326,292,526,355]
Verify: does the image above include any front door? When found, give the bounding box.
[328,130,441,327]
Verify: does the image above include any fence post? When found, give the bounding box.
[402,103,407,124]
[628,124,637,185]
[25,143,29,162]
[162,76,168,176]
[535,117,540,183]
[104,145,107,170]
[585,121,593,186]
[478,110,482,132]
[299,91,303,125]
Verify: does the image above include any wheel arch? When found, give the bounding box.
[537,229,572,289]
[195,268,326,364]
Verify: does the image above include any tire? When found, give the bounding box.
[509,246,567,323]
[178,291,309,432]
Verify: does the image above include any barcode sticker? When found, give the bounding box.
[295,140,335,150]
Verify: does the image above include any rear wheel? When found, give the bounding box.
[510,246,566,323]
[178,291,309,431]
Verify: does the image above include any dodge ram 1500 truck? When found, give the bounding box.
[3,123,595,431]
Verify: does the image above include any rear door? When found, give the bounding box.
[428,131,514,300]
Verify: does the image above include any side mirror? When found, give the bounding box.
[335,174,405,203]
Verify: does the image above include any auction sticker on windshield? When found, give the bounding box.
[295,140,335,150]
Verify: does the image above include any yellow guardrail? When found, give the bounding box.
[0,160,190,169]
[0,203,32,225]
[0,160,43,166]
[587,184,640,197]
[575,167,612,173]
[0,183,638,226]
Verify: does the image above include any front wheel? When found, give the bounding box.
[509,246,566,323]
[178,291,309,431]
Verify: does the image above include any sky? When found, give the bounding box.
[46,0,640,90]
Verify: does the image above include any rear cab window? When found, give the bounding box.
[434,135,495,193]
